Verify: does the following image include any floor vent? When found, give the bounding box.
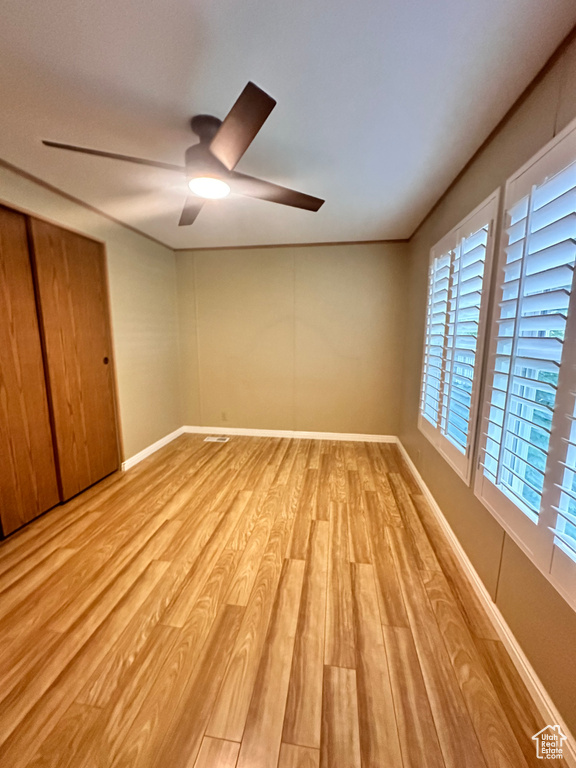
[204,436,230,443]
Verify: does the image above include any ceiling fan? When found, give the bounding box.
[42,82,325,226]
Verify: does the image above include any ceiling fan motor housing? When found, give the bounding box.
[184,143,229,182]
[190,114,222,143]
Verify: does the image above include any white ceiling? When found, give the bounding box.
[0,0,575,249]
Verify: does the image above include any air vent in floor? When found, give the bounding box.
[204,436,230,443]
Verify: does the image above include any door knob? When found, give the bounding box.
[103,357,110,365]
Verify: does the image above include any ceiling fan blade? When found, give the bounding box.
[179,196,204,226]
[229,171,324,212]
[209,82,276,171]
[42,140,185,173]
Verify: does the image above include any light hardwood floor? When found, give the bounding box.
[0,435,553,767]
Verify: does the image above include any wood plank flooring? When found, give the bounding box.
[0,435,553,767]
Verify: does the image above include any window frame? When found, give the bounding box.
[474,116,576,610]
[418,190,500,484]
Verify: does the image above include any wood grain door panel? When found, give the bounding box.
[0,208,60,534]
[29,219,120,500]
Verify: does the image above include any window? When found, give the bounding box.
[419,191,500,482]
[475,117,576,609]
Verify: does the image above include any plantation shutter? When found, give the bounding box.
[418,191,499,482]
[554,397,576,560]
[441,225,489,452]
[476,116,576,608]
[421,248,452,428]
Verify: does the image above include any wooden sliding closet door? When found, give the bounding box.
[29,219,120,500]
[0,208,60,534]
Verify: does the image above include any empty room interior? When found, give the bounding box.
[2,1,576,766]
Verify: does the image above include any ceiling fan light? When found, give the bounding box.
[188,176,230,199]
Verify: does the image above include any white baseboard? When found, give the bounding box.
[181,425,397,442]
[121,427,185,470]
[396,439,576,767]
[122,425,396,471]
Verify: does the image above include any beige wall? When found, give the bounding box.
[176,242,408,435]
[0,165,182,460]
[400,36,576,732]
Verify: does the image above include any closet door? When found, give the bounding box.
[29,219,120,500]
[0,208,60,534]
